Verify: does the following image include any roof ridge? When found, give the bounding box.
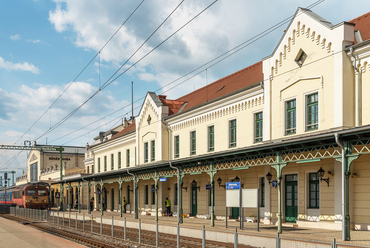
[176,61,262,101]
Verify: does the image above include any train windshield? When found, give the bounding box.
[26,190,36,196]
[38,190,47,196]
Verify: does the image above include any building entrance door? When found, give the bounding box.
[191,183,198,216]
[231,207,239,219]
[285,174,298,223]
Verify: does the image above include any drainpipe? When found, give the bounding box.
[350,47,361,126]
[335,133,346,240]
[127,169,138,219]
[164,119,183,224]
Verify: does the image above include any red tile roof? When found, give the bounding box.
[159,98,186,115]
[112,121,136,139]
[349,11,370,44]
[175,61,263,112]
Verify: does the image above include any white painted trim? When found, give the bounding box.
[279,76,322,100]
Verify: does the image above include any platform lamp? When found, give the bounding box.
[217,177,226,189]
[233,175,244,188]
[127,185,133,193]
[317,167,330,187]
[266,172,272,184]
[191,180,200,192]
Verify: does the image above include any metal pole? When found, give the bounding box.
[177,222,180,248]
[112,216,114,238]
[100,215,102,235]
[124,217,126,241]
[276,233,280,248]
[226,207,228,228]
[234,228,238,248]
[332,238,336,248]
[139,219,141,244]
[202,225,206,248]
[156,221,158,248]
[257,188,260,232]
[239,186,242,230]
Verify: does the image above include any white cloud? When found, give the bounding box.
[10,34,21,41]
[0,81,129,146]
[0,57,40,74]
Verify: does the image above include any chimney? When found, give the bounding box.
[158,95,166,100]
[123,117,128,127]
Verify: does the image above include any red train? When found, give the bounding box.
[0,183,49,209]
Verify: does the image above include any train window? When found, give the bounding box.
[27,190,36,196]
[38,190,47,196]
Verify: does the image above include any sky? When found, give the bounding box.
[0,0,368,179]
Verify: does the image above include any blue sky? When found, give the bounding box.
[0,0,368,178]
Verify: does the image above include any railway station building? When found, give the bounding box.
[60,8,370,239]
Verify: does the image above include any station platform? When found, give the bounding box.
[50,208,370,247]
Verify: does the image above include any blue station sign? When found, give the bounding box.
[205,184,211,190]
[226,182,240,190]
[159,177,167,182]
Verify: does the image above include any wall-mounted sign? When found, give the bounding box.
[151,187,155,193]
[55,192,60,198]
[272,180,278,188]
[159,178,167,182]
[226,182,240,190]
[206,184,211,190]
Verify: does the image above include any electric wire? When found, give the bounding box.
[48,0,326,146]
[8,0,146,148]
[34,0,216,142]
[3,0,329,168]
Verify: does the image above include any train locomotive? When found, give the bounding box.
[0,183,49,209]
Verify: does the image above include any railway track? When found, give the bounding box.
[1,213,256,248]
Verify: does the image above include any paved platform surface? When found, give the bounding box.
[0,216,86,248]
[52,208,370,247]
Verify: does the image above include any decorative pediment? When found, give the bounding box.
[267,8,334,79]
[29,153,38,163]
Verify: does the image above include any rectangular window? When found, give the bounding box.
[208,125,214,152]
[98,158,101,173]
[104,156,107,171]
[306,93,318,131]
[111,154,114,170]
[92,164,94,174]
[229,119,237,147]
[309,173,320,208]
[27,190,36,196]
[255,112,263,143]
[118,152,121,169]
[151,140,155,161]
[174,136,180,158]
[126,149,130,167]
[145,185,149,205]
[144,142,148,163]
[151,185,155,205]
[286,99,296,135]
[260,177,265,207]
[190,131,196,155]
[38,190,47,196]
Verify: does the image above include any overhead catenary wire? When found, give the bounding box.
[3,0,328,168]
[47,0,327,146]
[34,0,217,142]
[8,0,146,148]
